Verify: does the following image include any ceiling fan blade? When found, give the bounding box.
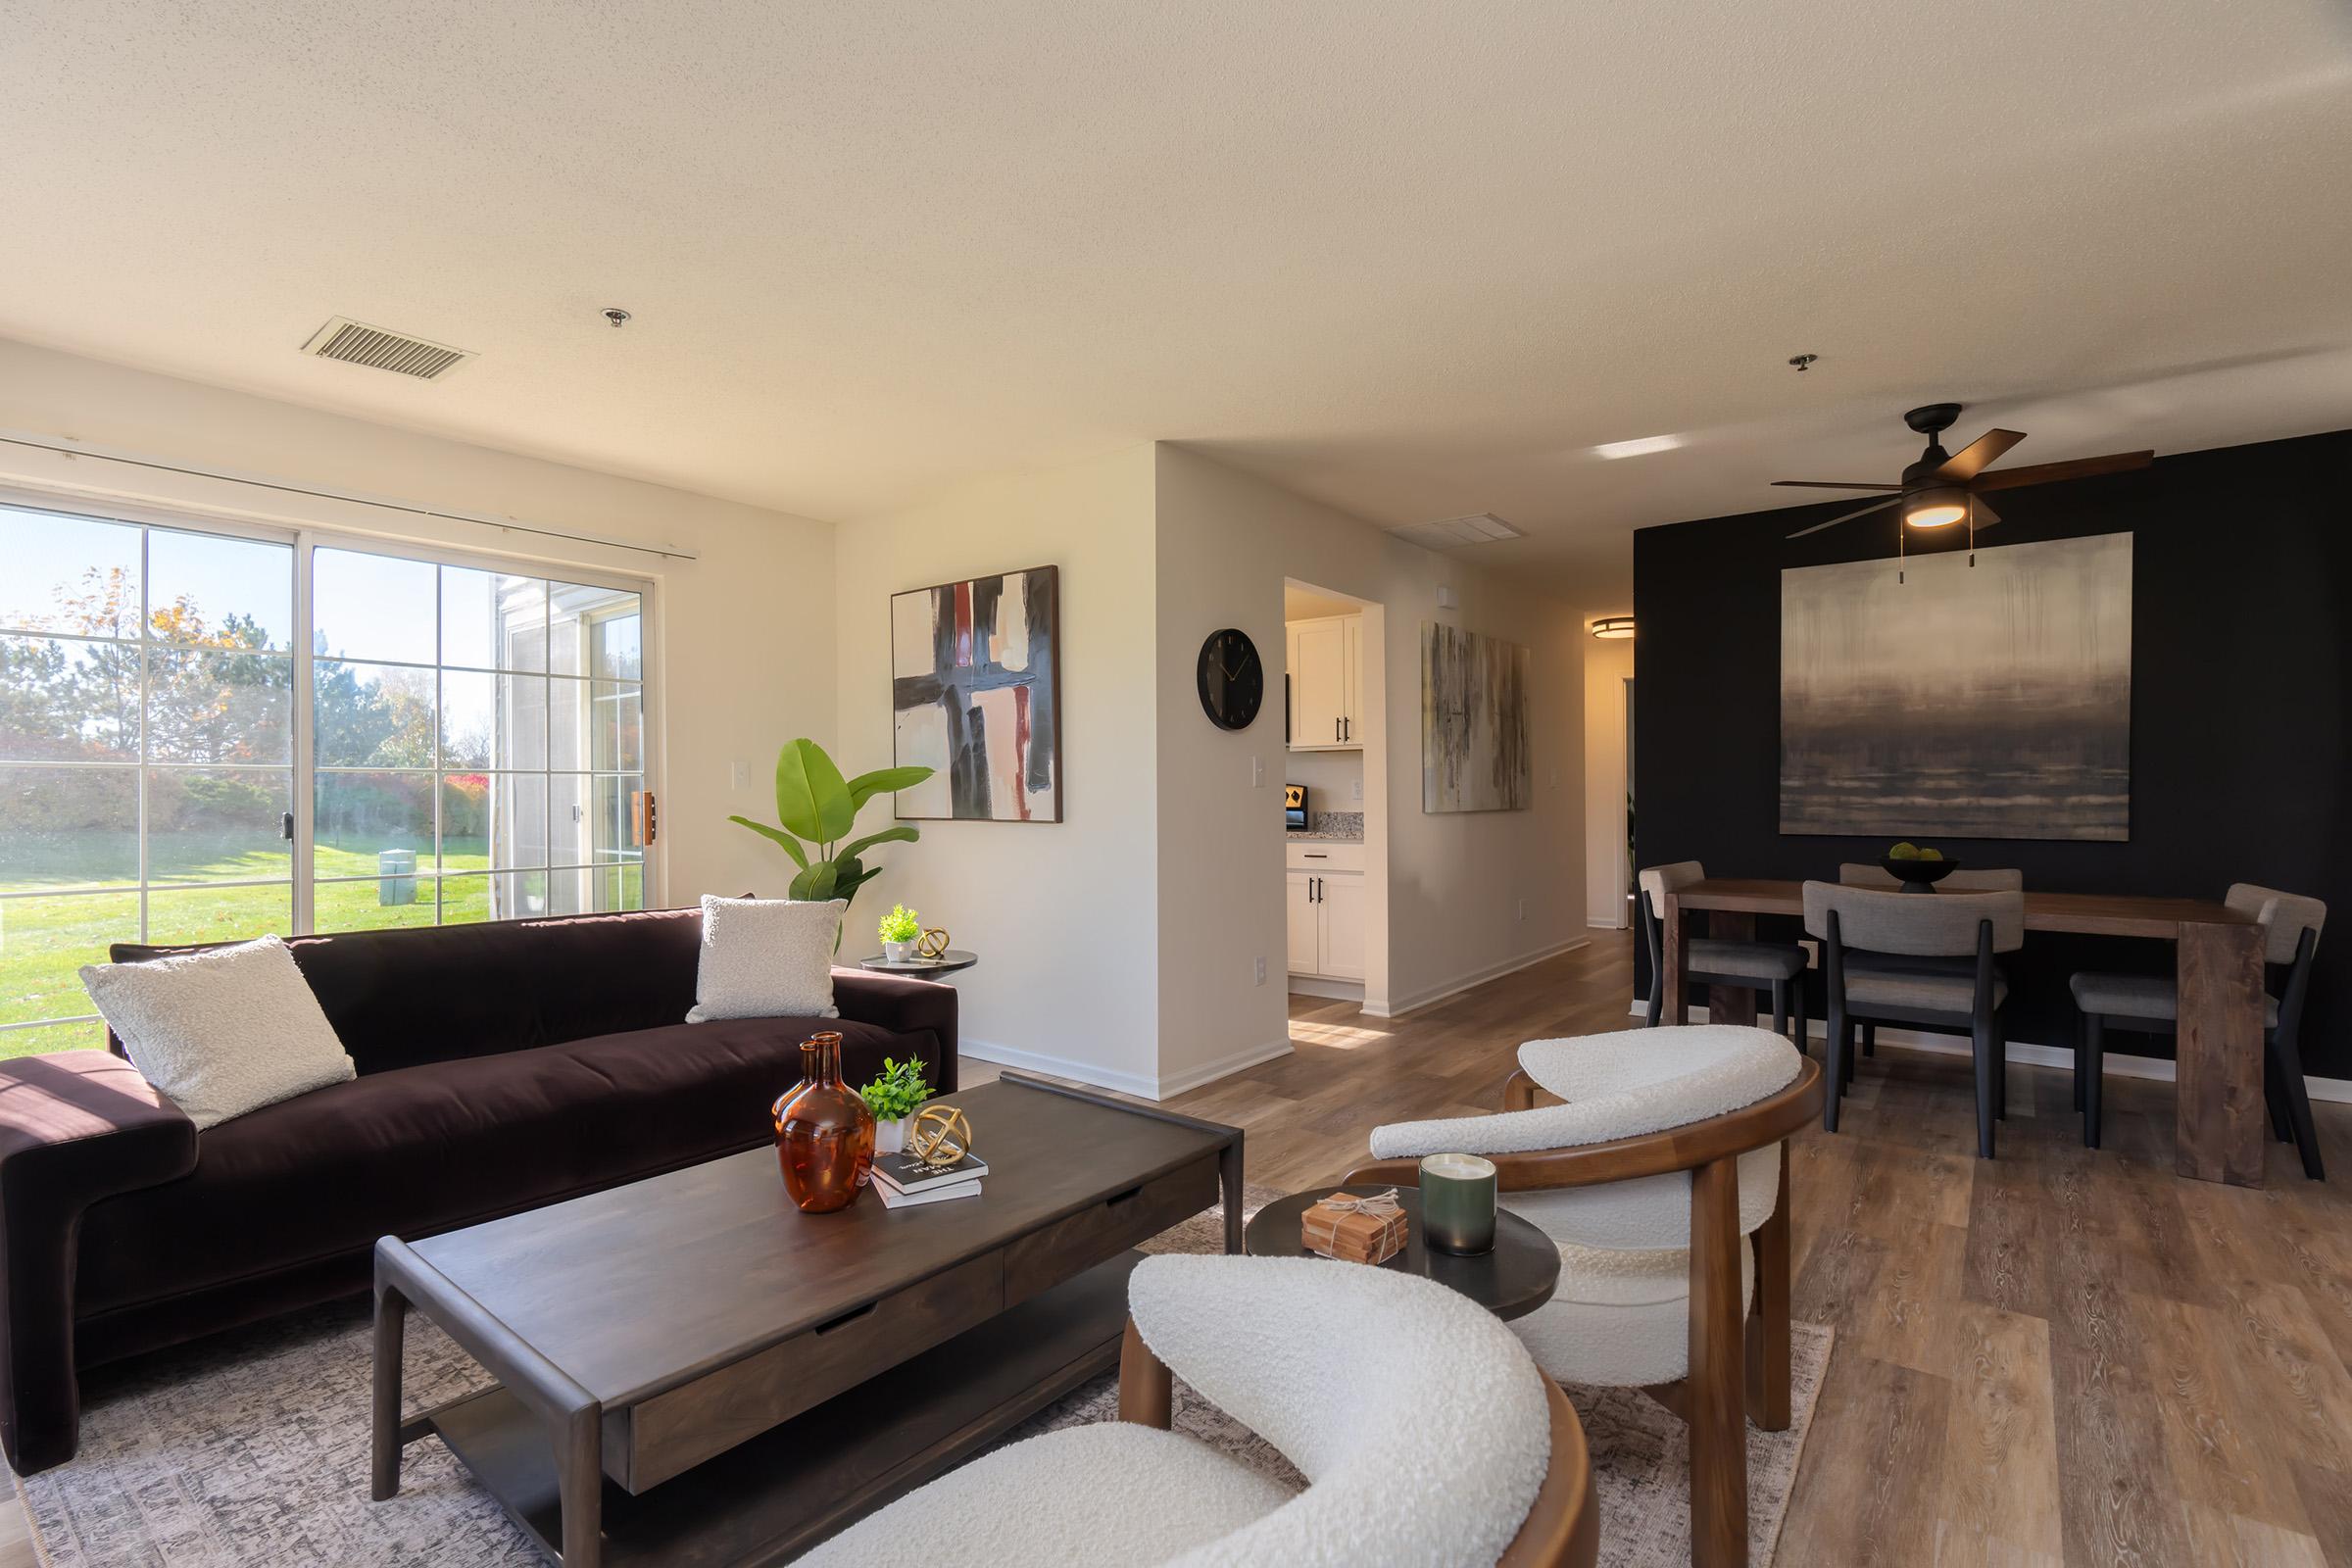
[1969,450,2154,492]
[1938,428,2025,481]
[1970,497,2003,531]
[1786,497,1901,539]
[1771,480,1902,491]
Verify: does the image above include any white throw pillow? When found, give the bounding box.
[687,895,845,1022]
[79,935,356,1130]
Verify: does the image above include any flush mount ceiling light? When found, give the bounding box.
[1592,433,1684,460]
[1590,616,1635,640]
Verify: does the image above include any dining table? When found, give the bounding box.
[1657,879,2269,1187]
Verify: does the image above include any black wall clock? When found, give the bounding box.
[1197,627,1264,730]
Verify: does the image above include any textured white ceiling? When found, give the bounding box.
[5,1,2350,607]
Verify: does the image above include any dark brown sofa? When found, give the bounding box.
[0,906,956,1475]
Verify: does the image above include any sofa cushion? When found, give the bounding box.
[76,1014,924,1316]
[80,935,356,1129]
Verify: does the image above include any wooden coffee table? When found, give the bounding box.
[370,1074,1242,1565]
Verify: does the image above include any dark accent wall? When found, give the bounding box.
[1633,426,2351,1077]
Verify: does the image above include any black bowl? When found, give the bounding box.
[1880,856,1960,893]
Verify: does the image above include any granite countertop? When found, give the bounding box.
[1287,829,1365,842]
[1286,810,1364,843]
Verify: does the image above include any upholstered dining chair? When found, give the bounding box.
[1639,861,1810,1048]
[1832,864,2024,1061]
[1804,882,2024,1159]
[1347,1023,1823,1568]
[801,1252,1597,1568]
[2070,883,2327,1178]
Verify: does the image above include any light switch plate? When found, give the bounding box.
[730,759,752,790]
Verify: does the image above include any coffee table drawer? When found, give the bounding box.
[1002,1155,1219,1306]
[618,1249,1005,1491]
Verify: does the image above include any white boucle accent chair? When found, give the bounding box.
[1350,1023,1824,1568]
[799,1252,1598,1568]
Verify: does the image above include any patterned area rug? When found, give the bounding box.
[17,1189,1829,1567]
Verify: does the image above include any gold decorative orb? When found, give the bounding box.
[916,927,952,960]
[907,1104,973,1164]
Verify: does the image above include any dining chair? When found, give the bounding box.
[2069,883,2326,1178]
[1803,882,2025,1158]
[801,1252,1597,1567]
[1639,861,1809,1050]
[1348,1023,1823,1568]
[1833,865,2024,1059]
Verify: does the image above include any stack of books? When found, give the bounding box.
[870,1147,989,1209]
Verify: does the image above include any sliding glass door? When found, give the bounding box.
[0,498,655,1057]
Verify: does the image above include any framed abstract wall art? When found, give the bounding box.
[1421,621,1531,812]
[1779,533,2132,841]
[891,565,1062,821]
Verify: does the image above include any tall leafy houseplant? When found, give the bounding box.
[728,739,932,914]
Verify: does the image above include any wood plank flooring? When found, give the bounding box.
[6,929,2345,1565]
[1149,932,2352,1566]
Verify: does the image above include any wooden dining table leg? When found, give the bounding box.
[1705,912,1760,1028]
[1663,892,1690,1025]
[2176,919,2266,1187]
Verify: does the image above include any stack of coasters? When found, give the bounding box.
[1301,1188,1407,1264]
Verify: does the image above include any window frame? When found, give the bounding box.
[0,485,663,1049]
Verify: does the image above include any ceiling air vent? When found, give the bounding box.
[1385,513,1525,551]
[301,317,474,381]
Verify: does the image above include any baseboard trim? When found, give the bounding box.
[1154,1036,1297,1099]
[1370,937,1592,1019]
[1286,976,1365,1003]
[958,1033,1293,1102]
[1636,1002,2352,1103]
[957,1037,1161,1101]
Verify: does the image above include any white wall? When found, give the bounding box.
[0,336,835,906]
[1154,443,1589,1090]
[832,444,1163,1092]
[1584,635,1635,926]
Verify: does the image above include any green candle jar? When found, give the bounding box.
[1419,1152,1498,1254]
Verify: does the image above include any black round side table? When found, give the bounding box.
[1244,1185,1560,1321]
[856,949,978,980]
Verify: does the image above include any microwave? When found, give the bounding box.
[1284,783,1310,832]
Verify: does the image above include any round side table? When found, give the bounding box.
[1244,1185,1560,1321]
[856,949,978,980]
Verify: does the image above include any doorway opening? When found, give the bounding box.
[1280,578,1388,1011]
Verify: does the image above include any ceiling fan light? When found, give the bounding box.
[1590,616,1635,640]
[1904,487,1968,528]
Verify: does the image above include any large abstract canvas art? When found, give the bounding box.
[1780,533,2132,841]
[1421,621,1531,812]
[891,565,1062,821]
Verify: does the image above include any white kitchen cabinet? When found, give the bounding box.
[1285,869,1322,975]
[1315,871,1367,979]
[1287,613,1361,751]
[1285,842,1366,980]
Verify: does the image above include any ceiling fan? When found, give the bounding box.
[1777,402,2154,545]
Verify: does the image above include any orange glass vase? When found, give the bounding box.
[773,1031,875,1213]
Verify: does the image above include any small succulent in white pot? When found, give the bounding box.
[859,1055,932,1154]
[878,903,922,964]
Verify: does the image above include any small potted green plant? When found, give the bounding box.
[878,903,923,964]
[859,1055,933,1154]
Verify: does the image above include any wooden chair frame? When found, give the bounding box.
[1115,1317,1600,1568]
[1341,1057,1825,1568]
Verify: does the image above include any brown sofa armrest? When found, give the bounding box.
[830,969,960,1093]
[0,1050,198,1473]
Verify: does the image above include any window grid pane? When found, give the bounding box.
[5,514,649,1047]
